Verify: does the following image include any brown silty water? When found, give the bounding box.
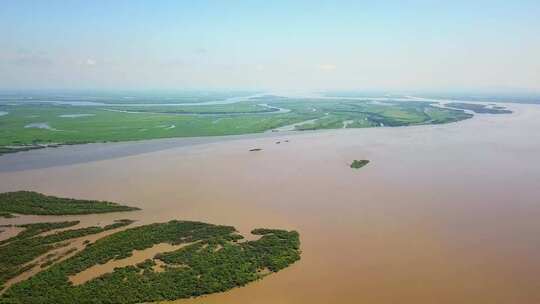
[1,103,540,303]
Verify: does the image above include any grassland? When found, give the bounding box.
[105,101,279,114]
[0,191,139,218]
[1,220,301,304]
[0,95,473,154]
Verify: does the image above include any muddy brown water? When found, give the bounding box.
[1,103,540,303]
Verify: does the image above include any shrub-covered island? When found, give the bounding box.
[0,191,139,218]
[350,159,370,169]
[1,220,301,304]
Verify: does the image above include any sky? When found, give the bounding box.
[1,0,539,92]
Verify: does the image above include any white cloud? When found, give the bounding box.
[85,58,97,66]
[194,48,208,55]
[13,55,53,67]
[317,64,337,71]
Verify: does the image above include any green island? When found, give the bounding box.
[1,220,301,304]
[0,94,473,154]
[444,102,512,114]
[0,191,140,218]
[350,159,370,169]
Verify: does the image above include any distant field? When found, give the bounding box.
[0,95,473,154]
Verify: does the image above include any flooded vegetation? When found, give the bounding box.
[69,242,190,285]
[0,219,134,289]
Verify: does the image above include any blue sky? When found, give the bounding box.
[1,0,539,91]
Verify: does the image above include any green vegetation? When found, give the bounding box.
[40,248,78,269]
[445,102,512,114]
[106,101,278,114]
[350,159,370,169]
[1,220,301,304]
[0,96,473,154]
[0,191,139,217]
[0,221,80,246]
[0,219,134,288]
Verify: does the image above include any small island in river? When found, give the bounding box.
[350,159,370,169]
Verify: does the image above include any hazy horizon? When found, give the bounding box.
[1,1,539,92]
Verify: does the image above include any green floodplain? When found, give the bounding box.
[0,191,301,303]
[0,92,475,154]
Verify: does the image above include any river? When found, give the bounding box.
[1,102,539,303]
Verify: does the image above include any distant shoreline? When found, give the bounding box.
[0,99,521,173]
